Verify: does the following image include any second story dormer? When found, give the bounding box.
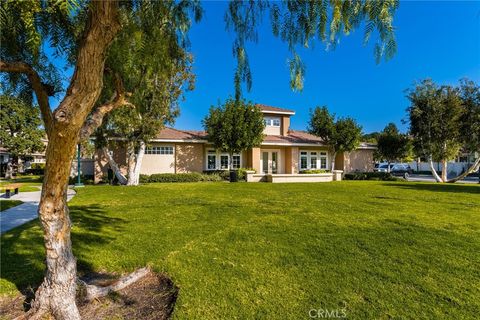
[257,104,295,136]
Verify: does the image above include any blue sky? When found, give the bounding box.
[50,1,480,134]
[175,0,480,133]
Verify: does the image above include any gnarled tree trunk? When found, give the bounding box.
[130,141,145,186]
[0,3,122,319]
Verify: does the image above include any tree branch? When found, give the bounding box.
[79,72,133,142]
[0,61,53,136]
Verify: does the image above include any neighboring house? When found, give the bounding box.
[94,104,376,182]
[0,138,48,170]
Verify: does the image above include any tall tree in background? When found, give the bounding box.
[0,95,45,176]
[0,1,398,318]
[203,98,264,174]
[376,123,412,172]
[308,106,362,170]
[407,79,468,183]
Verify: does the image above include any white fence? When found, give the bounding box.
[408,161,477,176]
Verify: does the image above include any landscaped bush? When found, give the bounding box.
[299,169,329,174]
[237,168,256,180]
[344,172,398,181]
[145,173,204,183]
[69,174,94,185]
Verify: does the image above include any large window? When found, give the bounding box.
[206,150,241,170]
[264,117,281,127]
[146,146,174,155]
[300,150,328,170]
[207,150,216,170]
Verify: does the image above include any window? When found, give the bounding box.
[207,150,216,170]
[300,152,308,170]
[300,150,328,170]
[232,155,241,169]
[146,146,174,155]
[206,149,241,170]
[264,117,281,127]
[220,155,229,169]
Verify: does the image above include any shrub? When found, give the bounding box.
[344,172,398,181]
[200,173,223,182]
[299,169,329,174]
[237,168,256,180]
[139,174,150,183]
[69,174,94,185]
[146,173,204,183]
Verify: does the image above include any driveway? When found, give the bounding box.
[0,188,76,234]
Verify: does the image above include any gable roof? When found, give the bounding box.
[256,104,295,115]
[153,127,207,142]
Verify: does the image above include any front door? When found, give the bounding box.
[261,151,279,174]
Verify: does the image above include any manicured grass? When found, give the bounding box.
[0,175,42,193]
[1,181,479,319]
[0,200,23,212]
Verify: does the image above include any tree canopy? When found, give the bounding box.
[406,78,480,182]
[203,98,265,168]
[376,122,412,168]
[308,106,362,169]
[0,95,45,164]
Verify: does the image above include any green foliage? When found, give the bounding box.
[225,1,399,97]
[143,173,204,183]
[376,123,412,164]
[458,79,480,154]
[362,131,380,144]
[406,79,466,162]
[344,172,397,181]
[299,169,329,174]
[308,106,362,154]
[203,99,265,169]
[0,95,45,161]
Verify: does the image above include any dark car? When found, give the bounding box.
[390,164,414,179]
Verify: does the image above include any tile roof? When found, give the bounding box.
[263,130,326,145]
[256,104,295,114]
[154,127,207,141]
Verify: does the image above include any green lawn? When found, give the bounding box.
[1,181,479,319]
[0,175,42,193]
[0,200,23,212]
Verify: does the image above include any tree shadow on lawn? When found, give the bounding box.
[0,204,126,297]
[381,182,480,194]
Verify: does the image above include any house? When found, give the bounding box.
[94,104,375,182]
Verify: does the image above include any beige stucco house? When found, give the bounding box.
[95,104,375,182]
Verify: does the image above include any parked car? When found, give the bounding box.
[390,164,414,179]
[375,163,395,173]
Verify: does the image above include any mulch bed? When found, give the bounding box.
[0,272,178,320]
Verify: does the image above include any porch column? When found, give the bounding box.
[251,147,261,173]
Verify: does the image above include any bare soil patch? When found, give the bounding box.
[0,272,178,320]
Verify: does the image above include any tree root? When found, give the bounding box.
[78,267,150,302]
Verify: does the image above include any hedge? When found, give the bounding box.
[299,169,329,174]
[344,172,398,181]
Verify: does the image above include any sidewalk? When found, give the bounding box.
[0,188,76,234]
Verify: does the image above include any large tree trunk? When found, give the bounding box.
[126,142,136,186]
[31,131,81,320]
[429,158,443,183]
[330,151,337,172]
[18,3,121,319]
[441,159,448,182]
[102,147,128,185]
[447,157,480,183]
[131,141,145,186]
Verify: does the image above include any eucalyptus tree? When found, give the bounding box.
[203,98,265,175]
[407,79,472,182]
[308,106,362,170]
[0,1,398,318]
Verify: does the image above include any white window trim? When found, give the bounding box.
[264,116,281,127]
[145,145,175,155]
[299,150,329,170]
[205,149,242,170]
